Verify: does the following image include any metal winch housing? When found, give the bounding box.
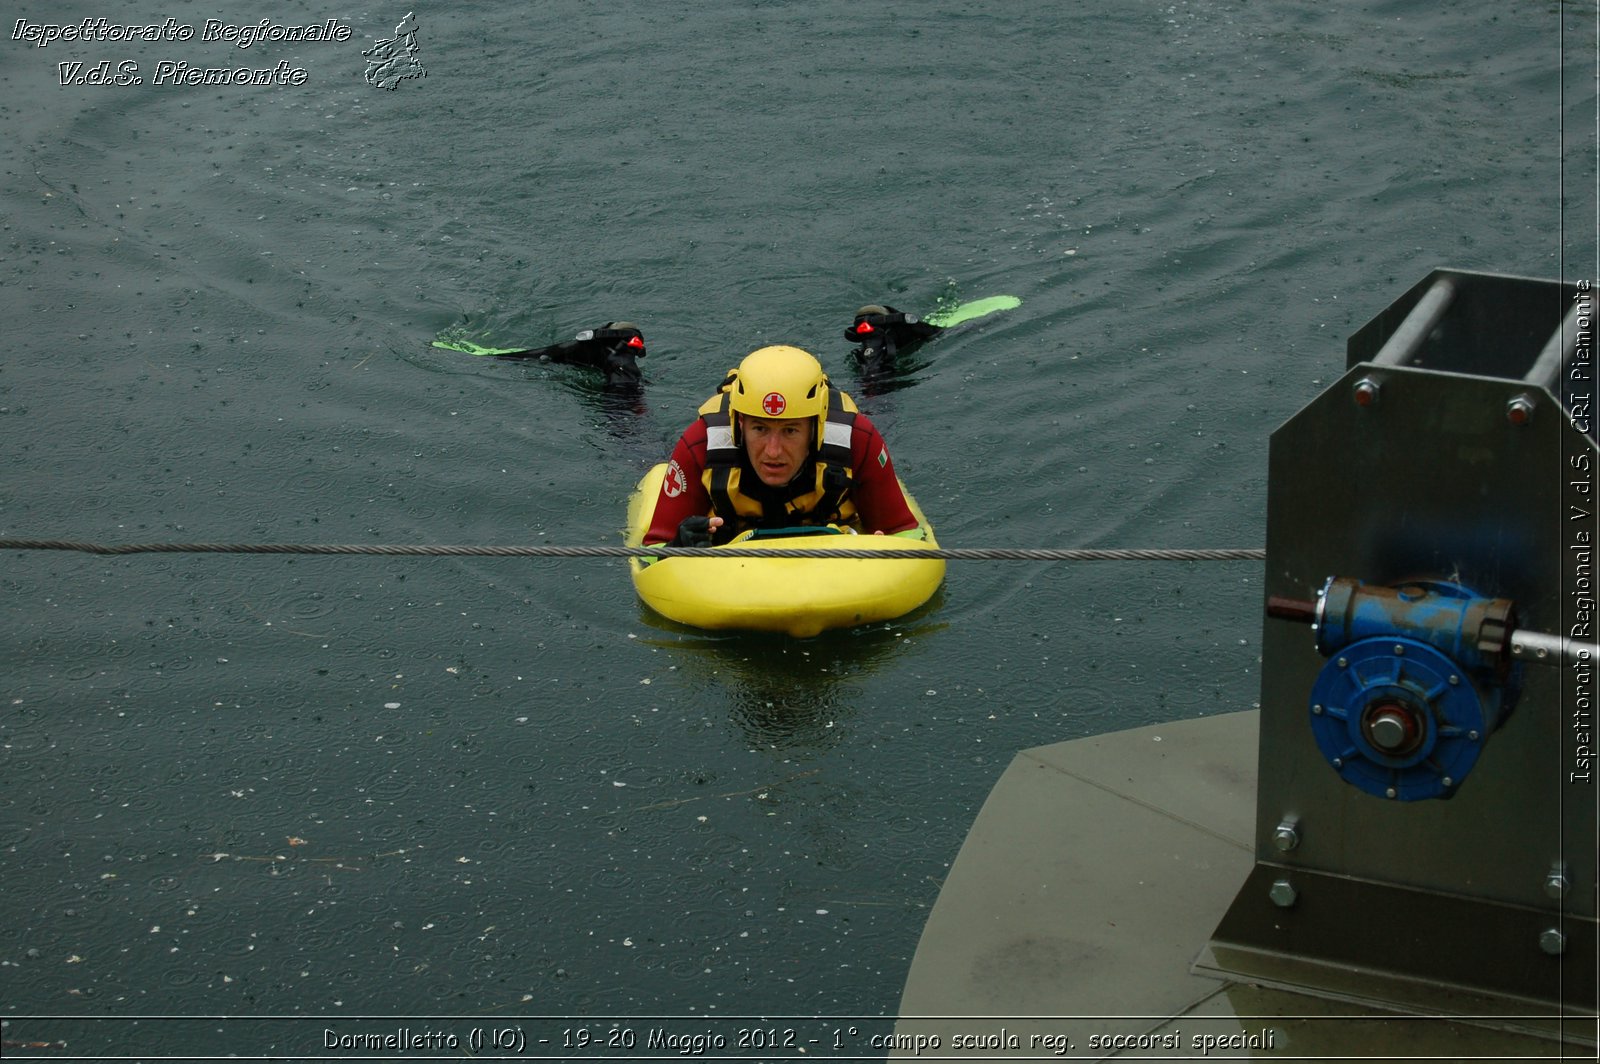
[1196,269,1598,1042]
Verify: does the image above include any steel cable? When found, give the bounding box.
[0,538,1263,562]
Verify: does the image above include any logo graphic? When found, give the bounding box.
[364,12,425,89]
[663,460,687,498]
[761,392,787,416]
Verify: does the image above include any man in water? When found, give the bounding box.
[644,345,922,546]
[845,304,942,365]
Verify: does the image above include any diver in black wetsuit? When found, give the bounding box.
[845,305,943,366]
[512,321,646,392]
[843,304,944,395]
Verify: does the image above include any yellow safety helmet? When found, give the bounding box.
[726,345,830,422]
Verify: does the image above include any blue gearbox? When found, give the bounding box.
[1307,634,1500,800]
[1275,577,1522,801]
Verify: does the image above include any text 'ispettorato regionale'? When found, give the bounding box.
[14,18,354,87]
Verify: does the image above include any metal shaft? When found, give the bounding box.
[1371,277,1457,367]
[1522,300,1585,393]
[1266,589,1596,671]
[1510,629,1600,669]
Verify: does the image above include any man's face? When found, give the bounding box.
[742,416,811,486]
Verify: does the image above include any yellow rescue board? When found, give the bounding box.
[623,463,945,637]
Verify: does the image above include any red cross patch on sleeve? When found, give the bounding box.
[663,460,687,498]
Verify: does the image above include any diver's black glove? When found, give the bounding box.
[670,516,716,548]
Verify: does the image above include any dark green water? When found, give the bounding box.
[2,0,1595,1057]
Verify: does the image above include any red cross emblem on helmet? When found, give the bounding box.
[761,392,787,416]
